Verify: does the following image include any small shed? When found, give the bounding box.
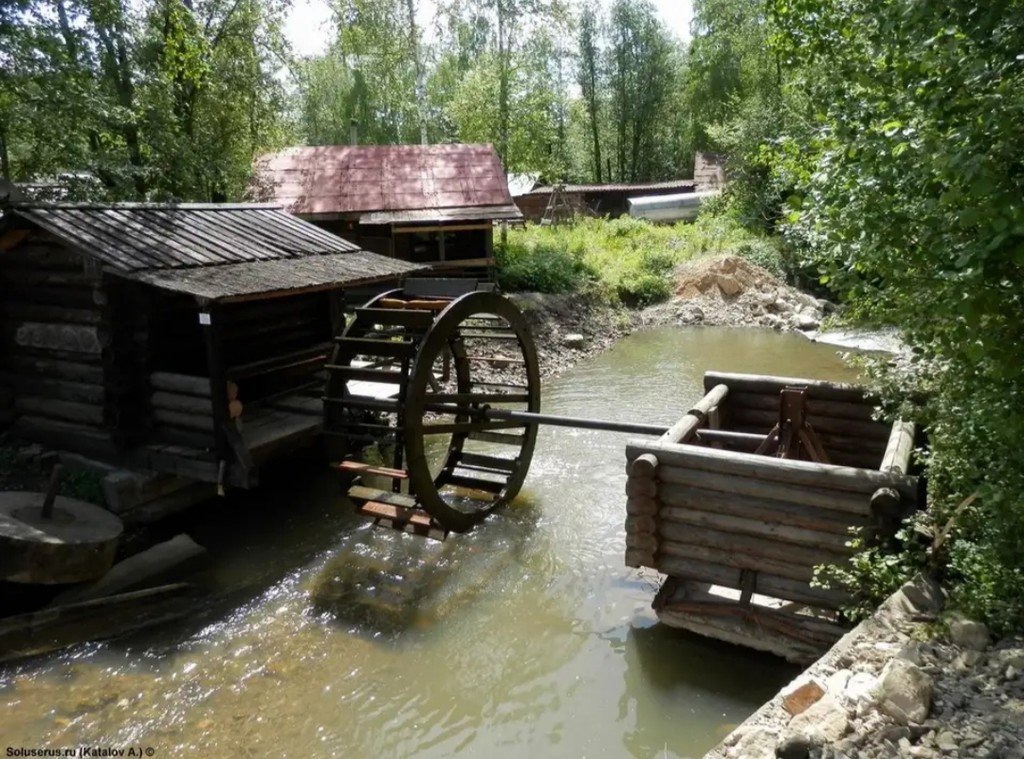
[515,180,698,223]
[252,144,522,274]
[0,203,424,488]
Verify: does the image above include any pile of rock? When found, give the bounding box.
[713,579,1024,759]
[647,255,832,332]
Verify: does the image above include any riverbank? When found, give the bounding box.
[509,253,844,381]
[707,576,1024,759]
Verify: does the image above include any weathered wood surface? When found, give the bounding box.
[626,440,917,499]
[656,481,869,535]
[660,383,729,444]
[14,396,105,426]
[0,373,105,405]
[704,371,872,404]
[14,322,105,355]
[655,464,873,516]
[654,580,846,664]
[6,356,104,384]
[881,420,916,475]
[152,408,215,433]
[0,583,193,664]
[656,554,849,609]
[11,416,118,459]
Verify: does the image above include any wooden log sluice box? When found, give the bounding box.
[624,371,920,664]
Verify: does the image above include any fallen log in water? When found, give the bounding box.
[0,583,194,663]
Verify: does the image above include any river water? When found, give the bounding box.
[1,327,861,758]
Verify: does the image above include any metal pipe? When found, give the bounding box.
[470,406,668,436]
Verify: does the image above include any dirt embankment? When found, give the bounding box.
[510,255,835,379]
[643,255,833,332]
[508,291,640,378]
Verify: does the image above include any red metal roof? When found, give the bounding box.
[253,144,521,220]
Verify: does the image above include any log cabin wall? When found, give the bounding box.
[0,230,118,459]
[704,372,890,470]
[220,292,334,404]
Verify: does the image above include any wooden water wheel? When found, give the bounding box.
[324,281,541,536]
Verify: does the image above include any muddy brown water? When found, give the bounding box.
[1,327,862,758]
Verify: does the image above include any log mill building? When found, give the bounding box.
[0,202,424,488]
[252,144,522,272]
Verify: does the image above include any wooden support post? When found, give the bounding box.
[200,304,232,484]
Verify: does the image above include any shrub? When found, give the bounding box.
[494,238,592,294]
[496,213,777,305]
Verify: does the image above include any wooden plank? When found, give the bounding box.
[14,322,104,355]
[11,416,118,459]
[1,302,102,326]
[659,541,815,583]
[347,485,418,509]
[661,384,729,444]
[0,584,194,664]
[7,356,103,384]
[704,371,871,404]
[14,397,104,426]
[355,307,435,329]
[658,498,856,553]
[0,373,104,405]
[324,364,404,383]
[334,336,418,360]
[336,460,408,479]
[627,439,918,499]
[152,408,215,433]
[151,372,211,397]
[466,430,526,446]
[881,420,915,475]
[457,452,518,473]
[151,392,212,415]
[358,501,432,528]
[657,480,869,534]
[656,465,873,516]
[656,555,850,609]
[658,521,849,570]
[726,391,878,422]
[727,407,891,442]
[626,496,658,516]
[425,392,530,405]
[444,474,506,494]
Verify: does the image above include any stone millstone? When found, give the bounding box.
[0,491,123,584]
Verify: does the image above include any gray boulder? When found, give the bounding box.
[949,617,991,651]
[873,658,933,724]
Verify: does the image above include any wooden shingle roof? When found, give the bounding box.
[8,203,425,300]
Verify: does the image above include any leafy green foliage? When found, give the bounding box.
[765,0,1024,633]
[495,213,773,303]
[0,0,290,200]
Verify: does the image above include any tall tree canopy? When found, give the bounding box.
[0,0,290,201]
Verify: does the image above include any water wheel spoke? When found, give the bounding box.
[355,307,435,329]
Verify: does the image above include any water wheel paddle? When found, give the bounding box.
[325,283,541,535]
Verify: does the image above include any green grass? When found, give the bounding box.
[495,212,781,306]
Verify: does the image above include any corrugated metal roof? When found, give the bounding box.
[253,144,519,219]
[126,251,422,301]
[359,204,522,225]
[13,203,362,272]
[527,180,697,195]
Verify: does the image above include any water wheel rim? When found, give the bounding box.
[405,291,541,532]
